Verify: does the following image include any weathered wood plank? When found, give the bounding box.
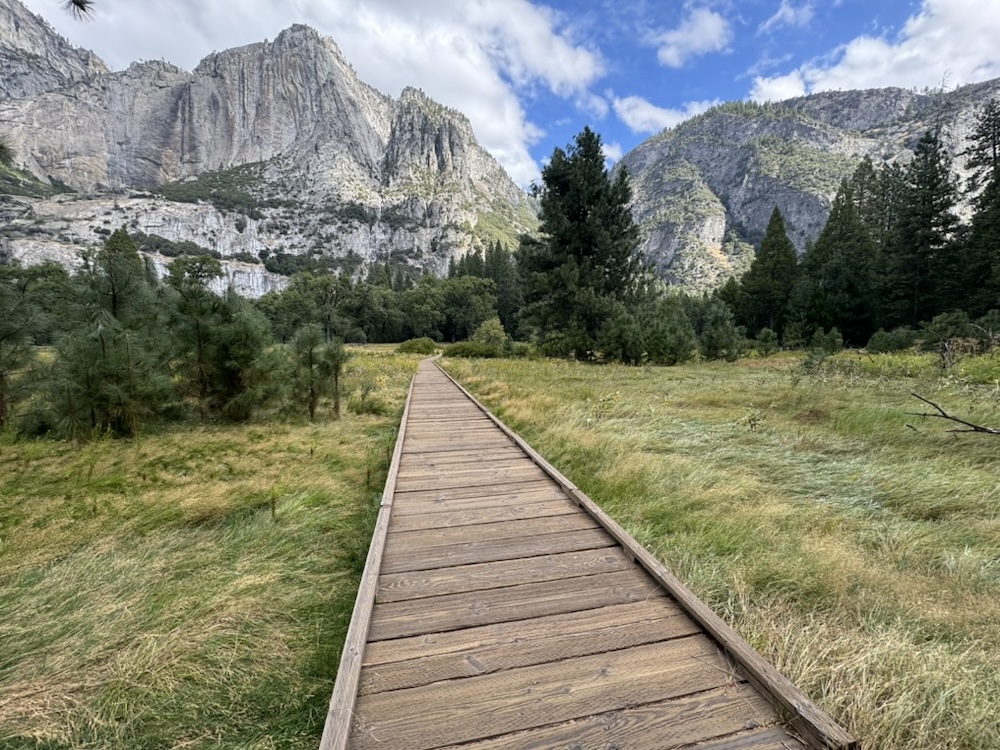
[368,566,663,640]
[394,464,549,492]
[396,456,537,479]
[391,479,567,505]
[434,684,786,750]
[383,513,598,555]
[387,498,576,532]
[376,547,630,602]
[360,601,698,694]
[349,637,735,750]
[379,526,616,574]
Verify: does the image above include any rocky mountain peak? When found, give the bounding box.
[0,0,108,100]
[0,0,536,294]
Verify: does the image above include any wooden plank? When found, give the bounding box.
[349,637,735,750]
[360,601,699,694]
[434,684,784,750]
[402,438,515,454]
[387,498,575,532]
[318,375,415,750]
[379,526,615,574]
[393,463,548,492]
[392,478,567,505]
[376,546,634,602]
[368,566,663,640]
[364,597,681,665]
[383,513,597,554]
[396,456,537,478]
[435,363,857,750]
[396,446,525,468]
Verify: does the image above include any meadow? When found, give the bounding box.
[0,349,421,749]
[3,346,999,749]
[443,352,1000,750]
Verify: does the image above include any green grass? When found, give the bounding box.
[441,353,1000,750]
[0,350,422,749]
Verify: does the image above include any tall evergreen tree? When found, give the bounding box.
[519,127,642,359]
[736,206,798,337]
[799,181,879,344]
[166,256,224,414]
[963,101,1000,315]
[884,130,961,327]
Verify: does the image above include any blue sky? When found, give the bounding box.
[19,0,1000,187]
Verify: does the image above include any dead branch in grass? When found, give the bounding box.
[909,392,1000,435]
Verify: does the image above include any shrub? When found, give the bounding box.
[867,327,919,353]
[396,337,438,355]
[756,327,779,357]
[443,341,502,358]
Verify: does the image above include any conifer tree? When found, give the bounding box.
[0,265,39,428]
[736,207,798,337]
[519,127,642,358]
[800,181,878,344]
[884,130,961,327]
[963,101,1000,315]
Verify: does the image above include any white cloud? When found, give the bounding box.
[19,0,606,186]
[654,8,733,68]
[612,95,719,134]
[759,1,814,35]
[602,141,623,164]
[750,71,807,101]
[750,0,1000,101]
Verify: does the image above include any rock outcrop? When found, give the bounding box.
[0,6,536,292]
[0,0,108,100]
[619,79,1000,292]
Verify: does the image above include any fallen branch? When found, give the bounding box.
[909,392,1000,435]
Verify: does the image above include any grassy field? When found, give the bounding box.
[0,349,422,750]
[5,346,999,749]
[442,352,1000,750]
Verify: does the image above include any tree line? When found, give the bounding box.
[0,229,350,438]
[719,102,1000,351]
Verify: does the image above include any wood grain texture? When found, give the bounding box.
[386,497,576,532]
[350,637,735,750]
[369,566,662,640]
[378,526,616,574]
[375,547,632,602]
[360,600,698,694]
[434,684,789,750]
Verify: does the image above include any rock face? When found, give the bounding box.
[0,5,536,293]
[619,80,1000,292]
[0,0,108,100]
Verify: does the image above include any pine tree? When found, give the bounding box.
[699,298,740,361]
[884,130,961,327]
[519,127,642,359]
[166,256,224,413]
[800,181,878,345]
[962,101,1000,315]
[736,207,798,337]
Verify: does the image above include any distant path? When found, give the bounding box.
[321,359,856,750]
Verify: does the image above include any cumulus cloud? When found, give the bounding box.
[612,95,719,134]
[602,141,624,164]
[759,1,814,35]
[653,8,733,68]
[20,0,605,186]
[751,0,1000,101]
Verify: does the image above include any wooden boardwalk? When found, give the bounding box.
[321,360,856,750]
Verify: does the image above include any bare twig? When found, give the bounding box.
[909,392,1000,435]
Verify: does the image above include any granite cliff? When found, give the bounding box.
[619,79,1000,291]
[0,2,536,293]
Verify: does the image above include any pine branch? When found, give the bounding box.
[63,0,94,19]
[908,392,1000,435]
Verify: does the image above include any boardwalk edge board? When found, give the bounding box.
[319,376,416,750]
[434,362,857,750]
